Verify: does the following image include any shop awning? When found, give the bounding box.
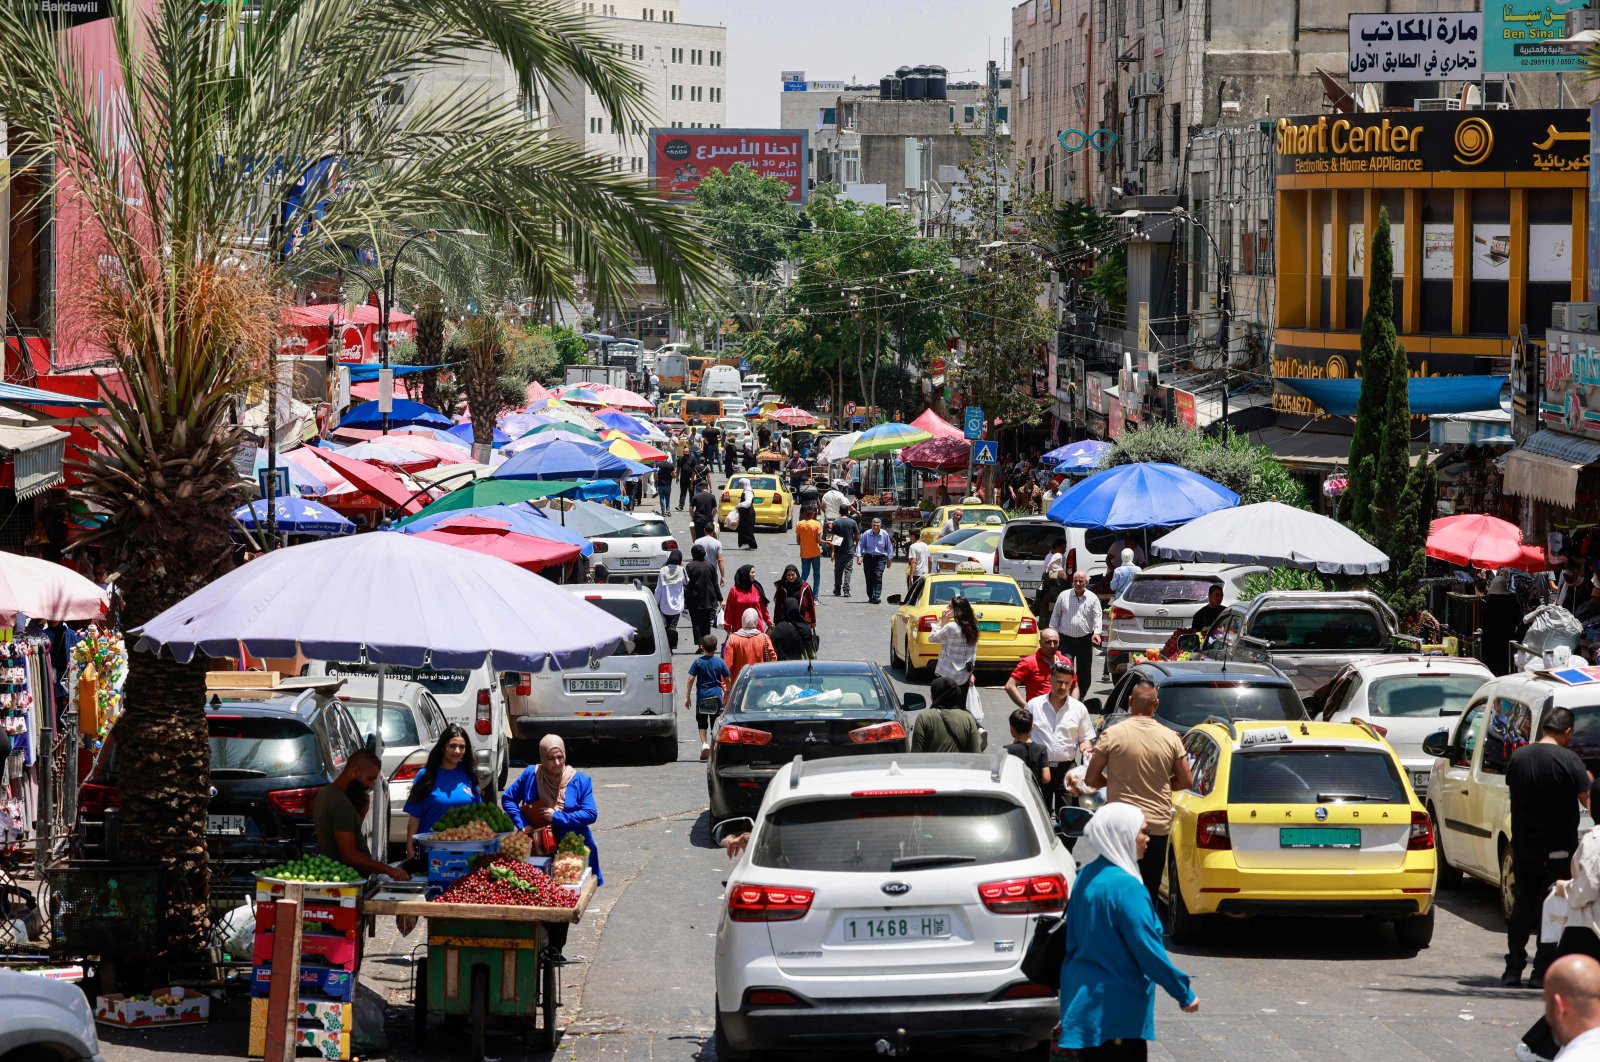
[346,363,439,382]
[0,423,69,498]
[0,382,107,411]
[1504,449,1584,508]
[1430,405,1513,447]
[1276,375,1507,416]
[1521,429,1600,464]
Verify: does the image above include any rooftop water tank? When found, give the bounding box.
[880,74,901,100]
[904,64,929,100]
[926,65,948,101]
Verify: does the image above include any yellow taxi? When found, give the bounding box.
[1162,718,1437,948]
[889,564,1039,680]
[926,504,1008,534]
[658,392,687,419]
[717,473,795,530]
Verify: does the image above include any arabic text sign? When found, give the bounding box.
[648,129,808,204]
[1348,12,1482,81]
[1485,0,1586,73]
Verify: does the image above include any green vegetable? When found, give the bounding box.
[434,804,514,834]
[260,856,361,883]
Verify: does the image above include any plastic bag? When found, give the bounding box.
[965,682,985,724]
[1543,884,1571,944]
[1525,605,1583,656]
[724,510,740,530]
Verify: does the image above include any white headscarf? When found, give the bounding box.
[1079,802,1145,879]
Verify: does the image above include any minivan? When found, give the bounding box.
[994,517,1118,595]
[683,396,725,425]
[701,364,743,399]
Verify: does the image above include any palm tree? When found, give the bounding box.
[0,0,717,966]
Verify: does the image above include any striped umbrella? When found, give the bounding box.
[770,406,818,426]
[848,422,932,457]
[557,386,607,407]
[608,437,668,464]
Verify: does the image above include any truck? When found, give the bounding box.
[564,362,628,389]
[655,353,690,393]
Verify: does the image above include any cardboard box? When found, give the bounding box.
[14,964,85,982]
[253,877,360,907]
[249,963,355,1001]
[251,930,357,970]
[257,900,360,937]
[246,998,352,1059]
[95,987,209,1027]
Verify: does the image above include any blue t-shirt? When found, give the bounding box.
[688,654,730,701]
[403,765,480,834]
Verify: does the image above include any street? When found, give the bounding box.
[97,495,1541,1062]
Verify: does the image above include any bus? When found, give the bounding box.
[681,396,725,426]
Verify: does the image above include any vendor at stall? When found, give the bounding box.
[313,749,411,881]
[403,725,480,860]
[502,735,602,961]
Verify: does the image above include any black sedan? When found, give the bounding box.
[706,660,925,823]
[1098,659,1307,735]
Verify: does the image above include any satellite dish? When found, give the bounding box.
[1317,68,1356,113]
[1461,83,1481,109]
[1360,83,1381,113]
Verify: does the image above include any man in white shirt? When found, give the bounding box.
[939,507,964,537]
[906,527,936,590]
[821,482,852,523]
[1547,954,1600,1059]
[1026,661,1094,812]
[1049,570,1104,693]
[694,525,726,580]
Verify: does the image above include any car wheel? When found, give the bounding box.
[714,1005,752,1062]
[1394,908,1435,950]
[1164,850,1213,945]
[1501,842,1516,922]
[904,642,931,682]
[1429,805,1462,890]
[652,735,679,764]
[888,630,903,668]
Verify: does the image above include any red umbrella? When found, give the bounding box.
[317,448,424,514]
[911,408,966,440]
[413,515,583,572]
[770,406,818,426]
[526,380,553,405]
[592,385,654,411]
[901,436,973,471]
[1427,513,1526,568]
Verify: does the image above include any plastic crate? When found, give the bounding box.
[414,832,501,888]
[256,901,360,938]
[47,865,161,960]
[252,876,360,907]
[249,963,355,1001]
[247,997,351,1058]
[251,930,357,971]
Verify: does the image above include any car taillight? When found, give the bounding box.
[1064,548,1077,574]
[391,762,424,783]
[717,725,773,746]
[728,883,814,922]
[993,548,1000,572]
[476,688,492,736]
[663,539,678,551]
[977,873,1067,914]
[1019,616,1037,634]
[848,721,906,744]
[268,787,318,817]
[917,615,937,633]
[658,663,674,694]
[850,789,936,797]
[745,989,804,1007]
[1356,718,1388,737]
[1408,810,1435,850]
[515,673,531,696]
[1110,607,1133,620]
[78,782,119,816]
[590,541,608,553]
[721,493,731,502]
[1196,810,1231,850]
[998,983,1057,1000]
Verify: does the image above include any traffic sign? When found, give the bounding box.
[973,439,998,465]
[845,401,858,416]
[257,467,291,500]
[963,406,985,440]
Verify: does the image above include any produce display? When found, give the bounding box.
[425,821,496,842]
[260,856,362,883]
[499,830,532,861]
[552,833,589,885]
[432,858,576,908]
[434,803,515,834]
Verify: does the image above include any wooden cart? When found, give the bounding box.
[363,879,596,1059]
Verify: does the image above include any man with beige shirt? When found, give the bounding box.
[1084,675,1192,907]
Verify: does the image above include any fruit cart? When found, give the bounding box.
[363,878,595,1059]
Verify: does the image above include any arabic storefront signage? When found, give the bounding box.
[1348,13,1482,82]
[1275,108,1591,177]
[1172,388,1197,430]
[1590,101,1600,301]
[1486,0,1587,73]
[649,129,808,204]
[1541,330,1600,438]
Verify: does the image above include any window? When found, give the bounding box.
[1202,611,1243,655]
[1227,749,1407,804]
[712,50,722,65]
[691,49,702,64]
[1364,675,1485,718]
[671,47,682,63]
[1452,700,1486,769]
[734,674,885,714]
[1001,522,1058,561]
[752,795,1039,872]
[210,717,323,777]
[586,597,657,655]
[711,87,721,102]
[671,84,682,100]
[842,146,860,184]
[1155,682,1304,731]
[344,700,421,747]
[1245,608,1385,651]
[927,580,1025,608]
[1184,732,1221,796]
[1481,696,1531,775]
[820,107,836,127]
[1124,576,1218,606]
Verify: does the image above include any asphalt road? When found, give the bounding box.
[99,487,1543,1062]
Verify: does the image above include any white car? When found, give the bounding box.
[929,528,1003,575]
[553,501,682,584]
[334,678,453,852]
[1106,562,1266,678]
[1316,655,1492,798]
[713,751,1074,1061]
[716,416,752,451]
[0,969,105,1061]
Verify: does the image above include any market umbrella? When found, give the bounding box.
[340,398,453,430]
[592,386,654,411]
[369,433,478,465]
[535,404,605,432]
[901,436,973,471]
[316,448,427,513]
[0,551,108,622]
[595,410,652,438]
[451,421,511,448]
[410,463,497,493]
[393,426,473,448]
[398,479,582,524]
[250,448,331,497]
[493,438,639,481]
[233,498,356,539]
[525,380,554,404]
[849,422,932,458]
[334,442,441,471]
[1047,462,1239,531]
[820,431,863,463]
[770,406,818,427]
[395,502,593,556]
[557,386,606,407]
[497,412,549,438]
[608,437,668,464]
[1042,439,1113,472]
[520,421,604,442]
[412,515,583,573]
[910,408,965,440]
[504,428,607,456]
[1151,501,1389,575]
[1427,513,1528,569]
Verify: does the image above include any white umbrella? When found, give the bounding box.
[820,430,862,464]
[1150,501,1389,575]
[0,552,109,622]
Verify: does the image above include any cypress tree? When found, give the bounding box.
[1374,336,1413,522]
[1340,207,1398,530]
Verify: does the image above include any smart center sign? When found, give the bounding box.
[1274,108,1591,177]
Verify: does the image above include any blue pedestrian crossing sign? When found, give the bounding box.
[963,407,985,440]
[973,439,998,465]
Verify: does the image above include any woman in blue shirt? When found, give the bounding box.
[501,734,600,961]
[402,725,480,858]
[1060,802,1199,1060]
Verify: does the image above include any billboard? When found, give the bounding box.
[648,129,809,204]
[1485,0,1586,72]
[1348,12,1482,81]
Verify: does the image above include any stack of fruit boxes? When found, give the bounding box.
[247,877,361,1059]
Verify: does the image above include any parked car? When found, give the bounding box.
[1098,660,1307,732]
[700,364,743,400]
[929,528,1003,574]
[1423,671,1600,917]
[0,968,105,1061]
[506,582,677,763]
[334,678,452,855]
[712,751,1074,1061]
[1105,562,1267,678]
[1314,655,1492,799]
[550,500,680,585]
[1198,591,1417,697]
[706,660,923,823]
[716,416,752,451]
[994,517,1119,595]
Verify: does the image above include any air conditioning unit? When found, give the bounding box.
[1553,302,1600,332]
[1484,102,1512,110]
[1129,70,1164,99]
[1415,98,1459,111]
[1568,8,1600,33]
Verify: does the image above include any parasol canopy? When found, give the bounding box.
[608,437,669,463]
[412,515,583,572]
[1047,462,1239,531]
[770,407,819,426]
[595,411,652,438]
[900,436,973,471]
[493,437,638,481]
[849,422,932,458]
[395,501,593,556]
[1042,439,1112,472]
[910,408,965,440]
[341,399,453,430]
[557,386,606,407]
[233,498,356,538]
[1151,501,1389,575]
[1427,513,1530,569]
[820,431,863,463]
[0,551,108,623]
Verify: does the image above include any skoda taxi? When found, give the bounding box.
[889,564,1040,681]
[1163,718,1437,948]
[926,504,1008,534]
[717,474,795,530]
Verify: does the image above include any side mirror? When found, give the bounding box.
[886,594,903,606]
[1083,696,1105,715]
[712,817,755,846]
[1421,730,1450,758]
[902,693,927,713]
[1175,634,1202,653]
[1056,805,1093,839]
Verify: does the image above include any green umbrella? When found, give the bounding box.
[848,422,933,457]
[395,478,580,527]
[521,421,603,442]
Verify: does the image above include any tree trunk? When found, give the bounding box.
[855,322,868,416]
[868,306,883,415]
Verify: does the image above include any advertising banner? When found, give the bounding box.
[1172,388,1197,430]
[1275,108,1591,177]
[1348,12,1483,82]
[1485,0,1586,73]
[649,129,808,204]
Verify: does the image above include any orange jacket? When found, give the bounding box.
[722,631,777,689]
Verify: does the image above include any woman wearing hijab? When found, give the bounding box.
[654,549,687,652]
[772,564,817,629]
[501,735,601,960]
[770,596,816,661]
[685,543,721,645]
[1059,803,1198,1060]
[723,564,771,634]
[722,608,777,685]
[735,477,759,550]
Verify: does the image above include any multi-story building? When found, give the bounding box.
[776,74,874,190]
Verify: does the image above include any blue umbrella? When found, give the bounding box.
[446,422,510,448]
[595,411,650,438]
[233,498,355,537]
[393,502,593,557]
[1042,439,1113,472]
[559,387,605,406]
[493,438,637,481]
[1046,462,1239,531]
[341,399,453,430]
[396,426,473,448]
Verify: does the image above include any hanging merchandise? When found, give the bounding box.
[70,626,126,755]
[1322,475,1349,498]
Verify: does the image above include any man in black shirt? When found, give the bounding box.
[690,482,720,540]
[676,447,698,511]
[702,425,721,472]
[831,512,860,597]
[1505,705,1592,986]
[1189,584,1226,637]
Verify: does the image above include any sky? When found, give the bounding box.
[684,0,1014,129]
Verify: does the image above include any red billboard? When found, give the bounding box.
[649,129,808,204]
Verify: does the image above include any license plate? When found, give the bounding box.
[617,558,655,568]
[1143,618,1186,629]
[207,814,247,836]
[1279,827,1360,849]
[978,620,1001,632]
[843,914,951,941]
[567,678,623,693]
[1411,771,1431,792]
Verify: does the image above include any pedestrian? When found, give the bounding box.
[930,594,981,708]
[907,526,936,589]
[1058,803,1198,1060]
[724,439,738,477]
[1049,570,1103,690]
[684,544,721,646]
[702,423,721,472]
[653,549,687,652]
[786,452,808,493]
[1004,708,1051,794]
[757,423,772,450]
[1521,804,1600,1058]
[858,516,893,603]
[590,562,610,584]
[677,446,697,511]
[722,607,777,686]
[654,456,675,517]
[770,596,817,661]
[1027,661,1094,812]
[1110,548,1141,600]
[690,479,719,540]
[313,749,411,882]
[1543,955,1600,1060]
[1034,565,1070,625]
[939,506,964,537]
[685,634,730,761]
[694,523,726,582]
[402,726,480,860]
[1042,538,1066,579]
[1505,706,1593,987]
[822,479,852,524]
[796,473,819,516]
[831,507,860,597]
[734,477,758,550]
[723,563,771,633]
[502,735,601,961]
[772,564,817,629]
[1189,584,1226,637]
[911,676,983,752]
[1006,628,1067,707]
[794,507,824,595]
[1084,676,1192,907]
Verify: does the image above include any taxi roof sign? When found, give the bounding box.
[1238,726,1293,747]
[954,561,987,574]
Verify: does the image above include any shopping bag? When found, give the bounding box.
[965,681,985,724]
[1542,884,1571,944]
[1020,914,1065,988]
[724,510,740,530]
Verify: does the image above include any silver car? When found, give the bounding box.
[1106,562,1266,678]
[0,968,105,1061]
[547,500,682,585]
[335,678,451,853]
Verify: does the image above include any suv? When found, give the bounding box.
[506,583,677,763]
[1423,672,1600,918]
[994,517,1117,595]
[1105,562,1266,678]
[1199,591,1415,697]
[713,751,1074,1061]
[1099,660,1307,731]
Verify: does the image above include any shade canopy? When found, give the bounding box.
[233,498,356,538]
[557,386,606,407]
[820,431,862,463]
[133,533,633,672]
[592,386,653,411]
[341,399,453,429]
[595,411,651,438]
[539,499,645,538]
[395,501,593,556]
[608,437,668,464]
[400,479,582,524]
[770,406,818,426]
[504,427,605,454]
[1427,513,1530,569]
[1278,375,1507,417]
[849,422,933,457]
[493,437,638,480]
[413,516,583,572]
[334,442,439,470]
[251,449,330,497]
[369,433,477,465]
[910,408,965,440]
[900,436,972,471]
[1151,501,1389,574]
[0,551,108,623]
[394,426,473,448]
[316,448,425,513]
[1042,439,1112,472]
[1047,462,1239,530]
[448,422,510,447]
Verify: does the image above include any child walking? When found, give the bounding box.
[685,634,731,761]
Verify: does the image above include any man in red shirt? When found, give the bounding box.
[1005,628,1072,707]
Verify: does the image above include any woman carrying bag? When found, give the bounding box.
[733,477,759,551]
[930,594,986,724]
[1522,792,1600,1060]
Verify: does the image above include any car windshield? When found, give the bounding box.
[342,702,421,747]
[751,795,1039,872]
[1125,577,1218,606]
[1157,682,1305,730]
[934,527,985,548]
[928,580,1024,607]
[322,661,471,696]
[1227,749,1407,803]
[736,477,780,492]
[209,718,322,776]
[615,519,670,538]
[1003,524,1059,560]
[1249,608,1386,650]
[1364,674,1485,717]
[583,596,656,656]
[734,674,885,715]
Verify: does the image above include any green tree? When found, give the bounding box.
[1340,207,1400,527]
[692,164,803,287]
[1105,423,1310,508]
[0,0,716,965]
[1372,456,1432,617]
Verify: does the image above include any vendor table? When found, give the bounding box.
[363,879,595,1059]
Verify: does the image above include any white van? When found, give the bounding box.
[994,517,1117,594]
[700,364,743,400]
